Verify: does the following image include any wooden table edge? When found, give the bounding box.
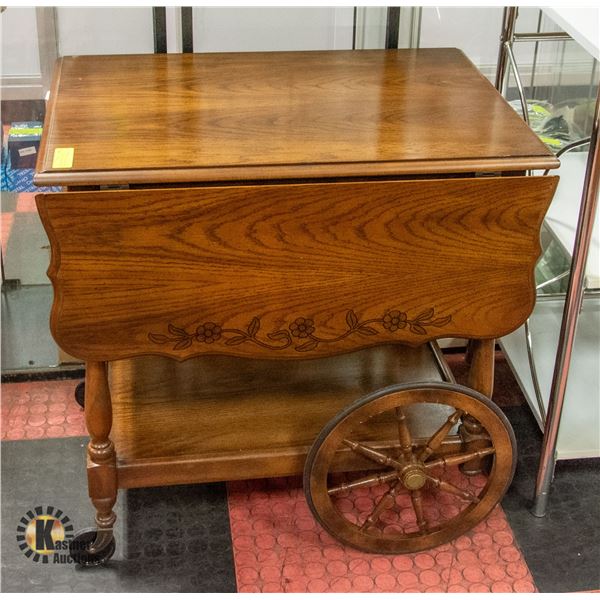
[34,155,560,187]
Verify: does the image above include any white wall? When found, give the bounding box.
[1,7,40,76]
[56,7,154,56]
[419,7,504,72]
[1,7,43,99]
[1,6,154,99]
[192,7,354,53]
[2,7,597,101]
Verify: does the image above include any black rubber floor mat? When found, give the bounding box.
[1,436,236,592]
[501,405,600,593]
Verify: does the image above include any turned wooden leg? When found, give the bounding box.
[85,361,117,553]
[459,339,495,475]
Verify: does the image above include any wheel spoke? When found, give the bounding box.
[395,407,414,462]
[425,474,480,504]
[343,439,403,469]
[360,481,401,531]
[328,471,398,495]
[418,409,463,461]
[411,489,428,532]
[424,446,495,470]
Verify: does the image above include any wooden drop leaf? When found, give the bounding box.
[358,326,378,336]
[247,317,260,337]
[225,336,247,346]
[174,338,193,350]
[268,331,290,341]
[431,315,452,327]
[414,307,435,322]
[346,310,359,329]
[148,333,169,344]
[410,323,427,335]
[296,340,319,352]
[168,323,188,337]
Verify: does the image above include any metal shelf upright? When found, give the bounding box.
[495,6,600,516]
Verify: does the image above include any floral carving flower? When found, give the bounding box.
[289,317,315,338]
[382,311,407,332]
[195,322,222,343]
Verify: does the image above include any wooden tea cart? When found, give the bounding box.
[34,49,558,564]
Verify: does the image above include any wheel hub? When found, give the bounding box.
[401,466,426,490]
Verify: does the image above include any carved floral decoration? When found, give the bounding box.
[148,308,452,352]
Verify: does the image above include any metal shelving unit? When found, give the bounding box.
[495,7,600,516]
[501,150,600,460]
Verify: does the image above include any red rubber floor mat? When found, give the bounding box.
[227,476,536,593]
[15,192,38,213]
[1,212,14,255]
[1,380,86,440]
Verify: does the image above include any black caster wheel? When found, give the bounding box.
[69,528,115,566]
[74,382,85,409]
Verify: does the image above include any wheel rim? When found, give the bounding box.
[304,383,516,554]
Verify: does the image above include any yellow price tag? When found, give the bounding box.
[52,147,74,169]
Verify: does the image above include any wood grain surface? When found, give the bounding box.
[36,176,557,362]
[35,49,558,187]
[109,344,445,487]
[84,361,117,537]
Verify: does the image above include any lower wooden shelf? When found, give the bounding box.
[109,344,446,488]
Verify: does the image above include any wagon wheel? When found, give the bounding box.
[304,382,516,554]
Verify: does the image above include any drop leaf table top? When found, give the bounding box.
[35,48,558,187]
